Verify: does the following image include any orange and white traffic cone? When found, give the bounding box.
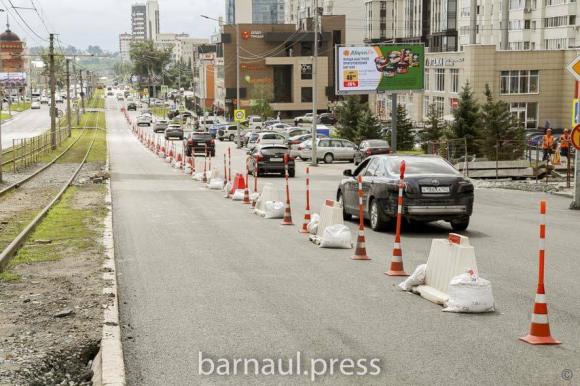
[520,200,560,345]
[299,167,311,233]
[202,145,208,183]
[352,175,370,260]
[386,160,408,276]
[243,161,251,204]
[224,154,228,187]
[251,157,258,209]
[281,154,293,226]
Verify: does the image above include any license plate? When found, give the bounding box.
[421,186,450,193]
[270,157,283,162]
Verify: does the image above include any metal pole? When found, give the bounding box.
[310,0,318,167]
[66,59,72,137]
[236,23,241,148]
[79,70,85,114]
[391,94,398,152]
[49,33,57,149]
[573,151,580,209]
[0,99,2,182]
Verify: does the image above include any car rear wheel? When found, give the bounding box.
[450,217,470,231]
[337,191,351,221]
[288,169,295,178]
[369,199,387,231]
[229,134,235,141]
[323,153,334,164]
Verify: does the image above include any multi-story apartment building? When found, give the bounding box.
[131,4,147,40]
[226,0,286,24]
[146,0,160,41]
[119,33,134,62]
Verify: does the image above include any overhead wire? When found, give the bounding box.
[6,0,47,41]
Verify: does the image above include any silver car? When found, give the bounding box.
[153,119,169,133]
[165,124,184,140]
[298,138,357,164]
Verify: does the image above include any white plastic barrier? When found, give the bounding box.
[231,189,245,201]
[254,183,282,217]
[309,200,344,244]
[208,178,225,190]
[415,233,478,305]
[184,165,192,175]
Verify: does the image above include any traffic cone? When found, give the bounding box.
[386,161,408,276]
[352,175,370,260]
[281,154,293,225]
[299,167,311,233]
[251,157,258,209]
[520,200,560,345]
[242,162,251,204]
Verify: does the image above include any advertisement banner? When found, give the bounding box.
[336,44,424,94]
[0,72,27,88]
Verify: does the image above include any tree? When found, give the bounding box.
[452,81,480,155]
[249,85,273,119]
[336,96,365,142]
[164,61,192,89]
[480,84,524,160]
[421,103,443,152]
[387,105,415,151]
[355,110,382,144]
[130,40,172,77]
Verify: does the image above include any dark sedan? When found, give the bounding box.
[127,102,137,111]
[184,132,215,157]
[247,145,295,177]
[318,112,337,125]
[354,139,391,164]
[337,155,474,231]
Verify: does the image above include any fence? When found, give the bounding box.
[2,126,71,172]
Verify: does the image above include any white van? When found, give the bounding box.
[247,115,263,130]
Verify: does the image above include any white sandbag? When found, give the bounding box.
[263,201,285,219]
[223,182,232,197]
[208,178,224,190]
[443,271,495,313]
[192,172,204,181]
[319,224,352,249]
[307,213,320,235]
[184,166,192,175]
[231,189,245,201]
[399,264,427,292]
[250,192,260,204]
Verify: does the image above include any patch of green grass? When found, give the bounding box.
[1,186,107,281]
[151,106,168,118]
[0,113,10,120]
[35,129,85,164]
[0,208,38,252]
[10,102,31,112]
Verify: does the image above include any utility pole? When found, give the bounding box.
[79,69,85,114]
[236,23,241,148]
[310,0,319,167]
[65,59,72,136]
[49,33,57,149]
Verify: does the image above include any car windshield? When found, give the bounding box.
[191,133,211,140]
[260,147,288,154]
[366,140,388,147]
[386,156,459,176]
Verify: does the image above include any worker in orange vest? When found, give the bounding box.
[560,128,572,159]
[542,128,554,161]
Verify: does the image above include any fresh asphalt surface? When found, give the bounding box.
[1,104,51,149]
[108,99,580,385]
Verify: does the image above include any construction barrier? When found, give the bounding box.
[415,233,478,305]
[520,200,560,345]
[255,183,282,217]
[386,160,408,277]
[309,200,344,243]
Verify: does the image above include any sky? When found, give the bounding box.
[0,0,224,51]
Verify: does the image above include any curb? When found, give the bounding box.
[92,126,126,385]
[551,191,574,198]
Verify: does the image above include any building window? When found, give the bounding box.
[435,68,445,92]
[450,69,459,93]
[434,96,445,118]
[500,70,539,94]
[425,69,430,91]
[301,64,312,80]
[510,102,538,129]
[301,87,313,103]
[544,16,569,28]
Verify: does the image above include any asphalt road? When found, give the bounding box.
[1,104,51,150]
[110,100,580,385]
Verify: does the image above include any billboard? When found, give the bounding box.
[0,72,27,88]
[336,44,424,95]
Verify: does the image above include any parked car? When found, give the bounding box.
[153,119,169,133]
[184,132,215,156]
[165,124,184,140]
[318,112,337,125]
[294,113,313,125]
[247,145,295,177]
[354,139,391,165]
[337,155,474,231]
[127,102,137,111]
[284,128,310,139]
[116,93,124,101]
[268,122,293,132]
[31,100,41,109]
[287,133,329,152]
[209,123,227,139]
[217,124,240,141]
[298,138,357,164]
[247,115,264,130]
[248,131,287,150]
[262,119,282,129]
[137,115,152,126]
[40,96,49,104]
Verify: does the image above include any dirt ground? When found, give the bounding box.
[0,162,109,386]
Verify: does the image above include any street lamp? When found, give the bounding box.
[201,14,242,148]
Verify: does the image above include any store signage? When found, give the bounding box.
[425,57,464,67]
